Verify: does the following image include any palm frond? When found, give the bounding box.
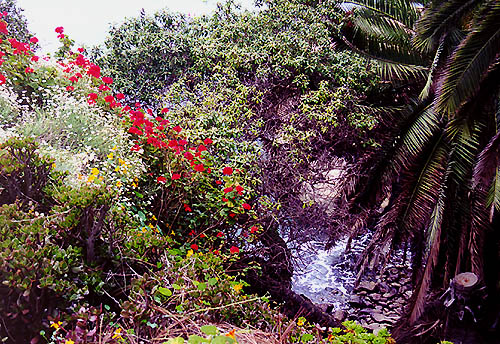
[414,0,478,53]
[436,2,500,117]
[340,0,421,28]
[419,35,445,100]
[409,173,446,324]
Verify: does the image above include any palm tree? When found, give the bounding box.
[339,0,500,331]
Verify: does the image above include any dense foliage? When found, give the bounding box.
[0,5,397,343]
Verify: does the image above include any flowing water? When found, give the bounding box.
[290,232,372,309]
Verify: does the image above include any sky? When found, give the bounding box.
[16,0,255,53]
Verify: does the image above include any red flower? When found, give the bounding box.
[157,176,167,183]
[104,95,115,103]
[25,67,34,74]
[171,173,181,180]
[235,185,244,195]
[128,127,143,136]
[184,152,194,160]
[102,76,113,84]
[131,144,141,152]
[77,47,85,53]
[222,197,229,202]
[242,203,251,210]
[216,180,222,185]
[194,164,205,172]
[183,203,192,212]
[55,26,64,34]
[250,226,259,234]
[200,233,206,238]
[204,138,213,145]
[0,21,8,35]
[161,107,169,113]
[57,34,65,39]
[223,187,233,194]
[99,84,110,91]
[29,37,38,44]
[197,144,207,152]
[0,73,5,85]
[66,85,74,91]
[116,93,125,100]
[223,167,233,175]
[230,246,240,254]
[190,244,199,251]
[216,232,224,238]
[173,125,182,133]
[87,64,101,78]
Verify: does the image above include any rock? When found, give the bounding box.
[378,282,390,293]
[404,290,412,298]
[365,323,386,333]
[391,282,402,288]
[371,294,381,301]
[357,281,377,292]
[349,295,365,307]
[371,311,398,324]
[358,290,368,296]
[317,304,329,312]
[333,310,345,321]
[383,289,398,299]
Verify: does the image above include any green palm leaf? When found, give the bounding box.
[414,0,478,52]
[436,1,500,117]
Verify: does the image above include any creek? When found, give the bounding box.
[289,232,373,310]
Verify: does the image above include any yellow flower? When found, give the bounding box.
[232,284,243,293]
[186,249,194,258]
[98,176,104,182]
[132,182,137,188]
[107,152,114,159]
[51,162,56,169]
[65,340,75,344]
[297,317,305,326]
[111,145,118,151]
[151,215,157,221]
[225,329,236,340]
[116,180,122,188]
[91,167,99,175]
[115,166,120,172]
[118,158,126,166]
[112,328,122,339]
[87,175,96,183]
[50,321,62,329]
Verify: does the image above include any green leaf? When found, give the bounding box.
[301,333,314,342]
[187,335,209,344]
[200,325,218,336]
[212,336,234,344]
[172,284,182,290]
[158,287,172,297]
[166,338,185,344]
[197,282,206,291]
[208,278,217,286]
